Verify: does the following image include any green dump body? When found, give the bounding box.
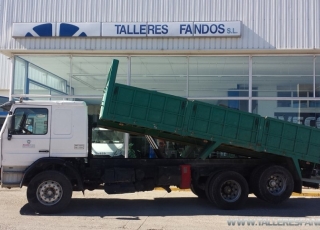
[99,59,320,169]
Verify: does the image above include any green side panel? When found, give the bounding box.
[186,100,261,148]
[293,127,310,154]
[304,129,320,158]
[261,117,320,163]
[99,60,320,169]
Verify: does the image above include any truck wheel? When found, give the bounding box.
[249,164,270,201]
[190,183,207,199]
[207,171,248,210]
[27,170,73,214]
[205,173,219,204]
[256,165,294,204]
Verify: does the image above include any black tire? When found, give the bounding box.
[27,170,73,214]
[249,164,270,201]
[190,183,207,199]
[207,171,249,210]
[256,165,294,204]
[205,173,218,204]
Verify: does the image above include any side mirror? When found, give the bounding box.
[7,115,14,140]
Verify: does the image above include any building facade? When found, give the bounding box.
[1,0,320,133]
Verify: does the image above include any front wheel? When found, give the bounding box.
[27,170,72,214]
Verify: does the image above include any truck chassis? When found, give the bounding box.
[18,156,302,213]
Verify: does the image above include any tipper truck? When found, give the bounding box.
[1,59,320,214]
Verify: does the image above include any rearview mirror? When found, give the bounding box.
[7,115,14,140]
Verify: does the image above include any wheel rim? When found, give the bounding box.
[219,180,241,202]
[36,180,63,206]
[266,173,286,195]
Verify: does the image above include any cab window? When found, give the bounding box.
[13,108,48,135]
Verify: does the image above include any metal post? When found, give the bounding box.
[124,56,131,158]
[9,56,15,100]
[69,55,73,96]
[23,59,29,94]
[127,56,131,85]
[313,55,316,98]
[187,56,189,98]
[248,56,252,113]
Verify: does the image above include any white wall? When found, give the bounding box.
[0,0,318,53]
[0,54,11,94]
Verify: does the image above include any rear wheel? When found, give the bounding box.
[207,171,249,210]
[250,165,269,200]
[27,170,72,214]
[256,165,294,204]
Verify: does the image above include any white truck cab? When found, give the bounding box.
[0,100,88,188]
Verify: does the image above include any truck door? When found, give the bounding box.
[1,106,51,168]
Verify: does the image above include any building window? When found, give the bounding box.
[131,56,188,97]
[252,56,314,98]
[12,54,319,126]
[188,56,249,98]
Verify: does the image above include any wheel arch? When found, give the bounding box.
[20,158,84,192]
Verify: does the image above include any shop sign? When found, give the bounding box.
[12,23,56,37]
[12,21,241,37]
[102,21,241,37]
[274,112,320,128]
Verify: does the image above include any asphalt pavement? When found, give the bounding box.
[1,187,320,230]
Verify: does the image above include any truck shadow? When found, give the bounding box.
[20,197,320,217]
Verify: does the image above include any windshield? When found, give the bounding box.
[92,129,124,143]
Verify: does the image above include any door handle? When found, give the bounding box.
[39,150,49,153]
